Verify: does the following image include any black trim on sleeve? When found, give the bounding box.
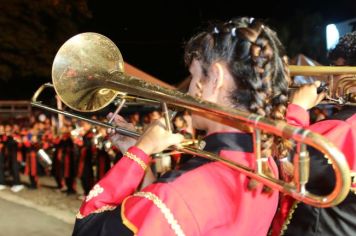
[72,206,133,236]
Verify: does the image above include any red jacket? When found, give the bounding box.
[73,104,309,236]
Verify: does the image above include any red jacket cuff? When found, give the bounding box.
[125,146,151,170]
[286,104,310,128]
[77,146,152,218]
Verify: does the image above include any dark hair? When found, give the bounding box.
[184,17,292,190]
[328,31,356,66]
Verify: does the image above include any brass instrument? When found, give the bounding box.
[31,32,351,208]
[37,149,53,169]
[289,65,356,105]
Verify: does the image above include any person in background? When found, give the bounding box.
[182,110,195,138]
[24,131,40,189]
[327,31,356,104]
[0,124,6,190]
[310,106,327,123]
[172,113,193,139]
[128,112,143,133]
[171,113,194,169]
[58,126,77,195]
[270,31,356,236]
[94,127,112,181]
[77,121,95,197]
[148,110,162,123]
[4,124,24,192]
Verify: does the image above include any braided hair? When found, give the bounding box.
[184,17,293,192]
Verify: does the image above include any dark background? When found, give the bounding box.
[1,0,356,100]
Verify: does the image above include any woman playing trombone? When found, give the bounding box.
[73,17,321,236]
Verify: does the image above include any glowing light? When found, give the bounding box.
[326,24,340,50]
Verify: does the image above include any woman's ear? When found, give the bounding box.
[210,62,225,91]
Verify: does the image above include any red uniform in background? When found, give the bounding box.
[95,135,112,181]
[24,136,39,188]
[77,130,95,196]
[56,132,77,194]
[0,133,6,186]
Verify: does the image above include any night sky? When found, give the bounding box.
[0,0,355,99]
[86,0,356,84]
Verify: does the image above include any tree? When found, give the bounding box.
[0,0,91,98]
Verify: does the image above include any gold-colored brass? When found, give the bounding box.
[289,65,356,105]
[52,33,123,112]
[289,65,356,76]
[336,76,356,99]
[32,33,352,208]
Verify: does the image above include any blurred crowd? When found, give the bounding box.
[0,108,195,198]
[0,103,338,199]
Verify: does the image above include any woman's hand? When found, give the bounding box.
[135,118,184,155]
[290,81,326,110]
[107,113,137,154]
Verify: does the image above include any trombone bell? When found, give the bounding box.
[52,33,124,112]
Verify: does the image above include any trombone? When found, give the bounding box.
[32,32,351,208]
[289,65,356,105]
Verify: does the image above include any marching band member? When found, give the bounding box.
[271,31,356,236]
[94,127,112,181]
[72,17,302,236]
[24,131,40,189]
[0,124,6,190]
[57,126,77,194]
[5,124,24,192]
[77,121,96,196]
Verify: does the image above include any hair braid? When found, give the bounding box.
[231,19,293,191]
[263,27,295,180]
[184,17,294,194]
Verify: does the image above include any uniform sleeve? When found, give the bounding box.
[286,103,310,128]
[77,146,151,218]
[309,115,356,171]
[73,206,134,236]
[119,184,195,236]
[73,181,195,236]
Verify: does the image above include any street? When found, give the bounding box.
[0,197,73,236]
[0,175,81,236]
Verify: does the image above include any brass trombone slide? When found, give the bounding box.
[32,32,351,208]
[289,65,356,76]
